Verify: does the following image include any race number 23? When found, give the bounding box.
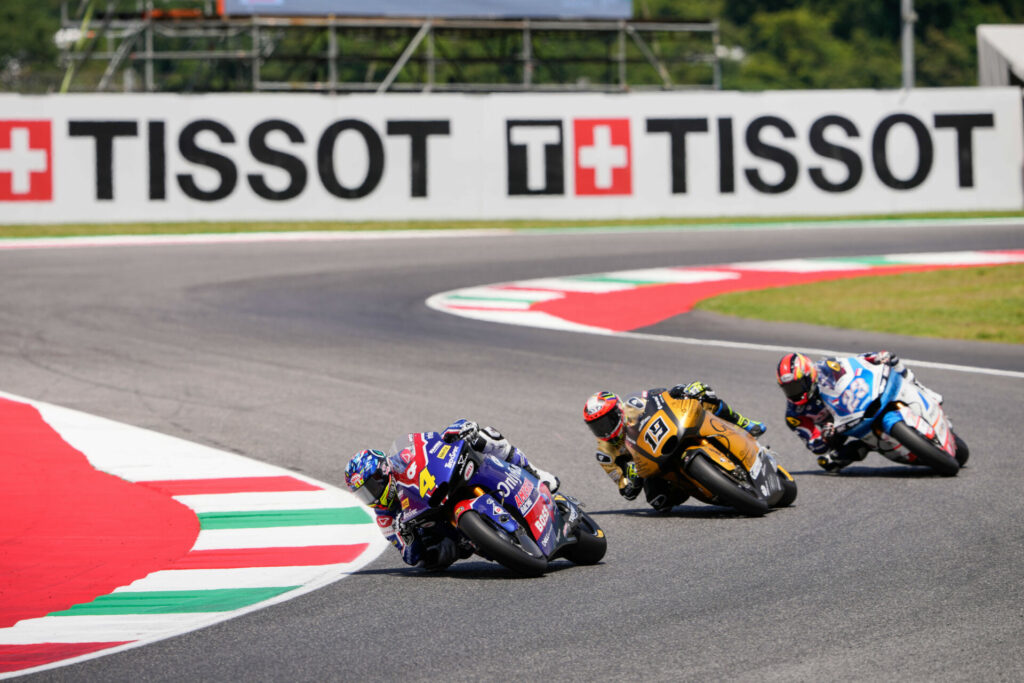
[841,378,870,412]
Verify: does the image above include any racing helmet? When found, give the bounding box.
[345,449,394,508]
[583,391,624,441]
[776,352,819,405]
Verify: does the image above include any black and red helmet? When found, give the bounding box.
[776,352,819,405]
[583,391,624,441]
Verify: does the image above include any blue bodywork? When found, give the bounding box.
[390,432,558,558]
[820,359,915,439]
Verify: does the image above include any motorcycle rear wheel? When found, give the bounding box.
[685,454,769,516]
[457,510,548,577]
[889,421,960,476]
[774,468,798,508]
[953,432,970,467]
[560,511,607,565]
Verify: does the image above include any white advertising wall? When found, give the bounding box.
[0,89,1021,224]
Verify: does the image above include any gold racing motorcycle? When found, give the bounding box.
[622,389,797,516]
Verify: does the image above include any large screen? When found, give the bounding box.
[218,0,632,19]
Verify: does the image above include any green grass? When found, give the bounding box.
[695,264,1024,344]
[0,210,1022,239]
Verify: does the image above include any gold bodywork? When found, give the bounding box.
[624,392,761,503]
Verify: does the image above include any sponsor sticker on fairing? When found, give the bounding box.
[514,478,534,512]
[750,454,763,480]
[532,504,550,535]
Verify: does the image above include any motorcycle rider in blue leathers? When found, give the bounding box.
[345,419,559,570]
[776,350,933,472]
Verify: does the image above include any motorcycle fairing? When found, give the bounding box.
[819,357,893,437]
[627,393,761,476]
[464,493,519,534]
[389,432,454,523]
[819,358,956,462]
[452,451,559,556]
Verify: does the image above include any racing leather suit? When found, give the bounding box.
[784,351,929,471]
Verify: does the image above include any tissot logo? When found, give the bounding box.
[0,120,52,201]
[506,120,564,195]
[506,118,633,197]
[573,118,631,195]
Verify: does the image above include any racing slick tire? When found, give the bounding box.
[774,467,798,508]
[457,510,548,577]
[889,421,960,477]
[685,454,770,516]
[953,432,970,467]
[560,511,607,566]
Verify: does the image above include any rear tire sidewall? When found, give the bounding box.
[684,453,769,516]
[889,421,960,476]
[457,510,548,577]
[775,469,798,508]
[953,432,970,467]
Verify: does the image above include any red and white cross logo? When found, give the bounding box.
[573,118,632,196]
[0,120,53,201]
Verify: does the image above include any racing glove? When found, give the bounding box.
[669,381,717,402]
[820,422,846,449]
[620,461,643,500]
[442,418,479,444]
[865,350,898,366]
[421,537,458,571]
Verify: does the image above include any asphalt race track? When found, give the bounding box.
[4,220,1023,682]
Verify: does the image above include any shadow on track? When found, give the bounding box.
[354,560,588,580]
[787,465,967,478]
[582,505,776,519]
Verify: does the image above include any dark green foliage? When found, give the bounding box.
[1,0,64,92]
[2,1,1020,92]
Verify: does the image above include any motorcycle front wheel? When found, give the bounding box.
[889,421,960,477]
[560,511,607,565]
[685,454,769,516]
[457,510,548,577]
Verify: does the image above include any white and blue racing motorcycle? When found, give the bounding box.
[817,357,968,476]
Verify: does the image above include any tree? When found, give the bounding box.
[0,1,63,92]
[2,1,1020,92]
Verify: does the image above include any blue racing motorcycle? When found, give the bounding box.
[387,432,606,576]
[816,357,968,476]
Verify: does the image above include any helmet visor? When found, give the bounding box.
[587,409,622,440]
[353,470,389,507]
[781,376,811,403]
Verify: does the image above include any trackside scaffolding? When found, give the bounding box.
[57,1,721,93]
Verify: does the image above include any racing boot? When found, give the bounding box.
[507,445,560,493]
[888,355,945,406]
[527,464,560,494]
[706,394,766,438]
[817,452,852,473]
[733,415,767,438]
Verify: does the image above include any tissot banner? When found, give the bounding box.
[218,0,633,19]
[0,89,1021,224]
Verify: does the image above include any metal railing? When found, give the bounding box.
[58,2,720,93]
